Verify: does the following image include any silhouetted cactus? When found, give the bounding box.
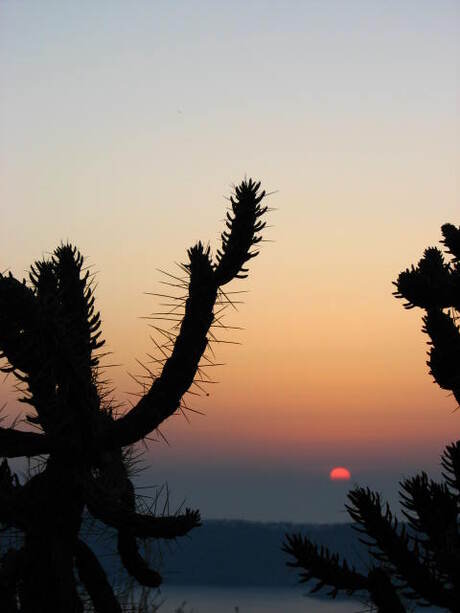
[283,223,460,612]
[0,179,268,612]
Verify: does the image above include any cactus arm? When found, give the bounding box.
[111,242,217,447]
[0,547,24,613]
[117,530,162,587]
[87,488,201,539]
[346,487,455,609]
[393,247,459,311]
[86,476,198,583]
[367,568,407,613]
[0,426,50,458]
[423,308,460,406]
[399,473,460,591]
[114,468,163,587]
[0,270,57,425]
[393,228,460,406]
[1,248,104,434]
[121,508,201,539]
[282,535,407,613]
[50,245,104,397]
[0,273,38,375]
[74,540,122,613]
[111,179,267,448]
[440,223,460,261]
[442,441,460,495]
[282,533,368,596]
[88,452,167,587]
[214,178,267,285]
[85,460,201,538]
[0,460,28,528]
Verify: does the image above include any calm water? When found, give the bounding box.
[154,586,364,613]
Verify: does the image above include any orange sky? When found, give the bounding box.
[1,2,459,521]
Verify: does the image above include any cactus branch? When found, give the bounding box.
[111,243,217,447]
[117,531,162,588]
[86,480,200,539]
[111,180,268,448]
[282,533,368,596]
[346,487,453,608]
[214,178,267,285]
[0,426,50,458]
[74,540,122,613]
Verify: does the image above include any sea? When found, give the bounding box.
[146,586,363,613]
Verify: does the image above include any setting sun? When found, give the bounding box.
[329,467,351,481]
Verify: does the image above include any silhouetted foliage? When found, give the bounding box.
[283,223,460,612]
[0,179,268,612]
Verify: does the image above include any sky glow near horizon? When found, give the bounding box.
[1,1,459,521]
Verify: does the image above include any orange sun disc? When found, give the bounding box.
[329,466,351,481]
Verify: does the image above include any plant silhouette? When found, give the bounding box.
[0,179,268,612]
[283,223,460,612]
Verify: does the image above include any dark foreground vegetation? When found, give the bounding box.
[284,223,460,612]
[0,179,268,612]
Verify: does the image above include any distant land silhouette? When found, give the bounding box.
[83,519,371,589]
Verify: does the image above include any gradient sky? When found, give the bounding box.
[1,1,459,522]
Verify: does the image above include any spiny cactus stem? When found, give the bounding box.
[0,427,50,458]
[75,540,122,613]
